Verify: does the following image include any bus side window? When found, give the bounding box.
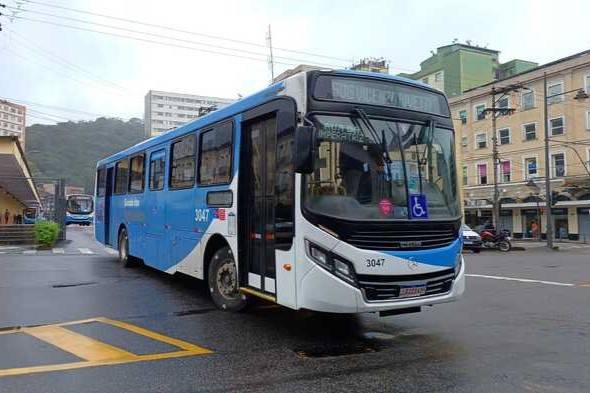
[114,159,129,195]
[169,134,196,189]
[96,167,106,197]
[149,150,166,191]
[198,122,233,186]
[129,154,145,193]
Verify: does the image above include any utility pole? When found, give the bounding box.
[542,72,554,249]
[491,87,500,231]
[484,84,520,231]
[266,24,275,83]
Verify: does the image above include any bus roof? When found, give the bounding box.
[97,69,440,167]
[98,81,286,167]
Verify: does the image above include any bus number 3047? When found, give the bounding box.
[366,258,385,267]
[195,209,210,222]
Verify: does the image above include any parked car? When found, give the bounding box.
[462,224,482,253]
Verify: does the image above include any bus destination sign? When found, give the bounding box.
[313,76,449,117]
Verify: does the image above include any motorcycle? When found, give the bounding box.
[479,229,512,252]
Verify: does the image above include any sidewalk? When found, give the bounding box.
[512,240,590,250]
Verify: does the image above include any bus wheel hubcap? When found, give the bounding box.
[120,237,127,260]
[216,260,237,299]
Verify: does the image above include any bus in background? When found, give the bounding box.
[94,69,464,315]
[66,194,94,226]
[23,207,40,224]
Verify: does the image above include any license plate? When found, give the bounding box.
[398,285,427,298]
[464,240,473,245]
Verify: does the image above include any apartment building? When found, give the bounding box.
[451,50,590,241]
[399,42,537,97]
[0,100,26,147]
[144,90,234,137]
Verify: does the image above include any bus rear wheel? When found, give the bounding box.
[208,246,247,311]
[118,228,135,267]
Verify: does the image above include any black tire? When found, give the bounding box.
[118,228,135,267]
[473,248,481,254]
[208,246,248,311]
[497,240,511,252]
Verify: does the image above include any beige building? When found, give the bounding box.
[451,50,590,241]
[0,100,26,147]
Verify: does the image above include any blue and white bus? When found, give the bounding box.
[66,194,94,226]
[95,69,464,315]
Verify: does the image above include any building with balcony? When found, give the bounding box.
[451,50,590,241]
[399,42,537,97]
[144,90,234,137]
[0,100,26,147]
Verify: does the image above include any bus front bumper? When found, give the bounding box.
[299,259,465,314]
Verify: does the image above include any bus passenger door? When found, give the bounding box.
[144,149,168,269]
[240,99,296,302]
[104,167,114,245]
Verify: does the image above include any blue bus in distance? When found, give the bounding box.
[95,69,465,314]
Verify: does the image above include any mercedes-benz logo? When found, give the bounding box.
[407,258,419,270]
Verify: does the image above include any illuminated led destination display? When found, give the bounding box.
[313,76,450,116]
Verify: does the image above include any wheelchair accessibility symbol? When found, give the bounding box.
[410,194,429,219]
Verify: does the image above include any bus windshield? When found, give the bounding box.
[304,114,459,220]
[67,195,94,214]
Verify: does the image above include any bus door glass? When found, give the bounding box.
[104,166,114,245]
[144,149,167,268]
[242,115,278,293]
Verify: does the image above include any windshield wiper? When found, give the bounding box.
[352,108,393,183]
[412,120,435,195]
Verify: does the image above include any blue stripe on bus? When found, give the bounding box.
[381,237,461,267]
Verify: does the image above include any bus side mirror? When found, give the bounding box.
[294,126,315,174]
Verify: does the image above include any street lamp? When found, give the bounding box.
[543,74,589,249]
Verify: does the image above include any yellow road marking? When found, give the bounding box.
[0,317,212,378]
[96,317,211,354]
[0,350,204,378]
[24,325,138,361]
[0,318,105,335]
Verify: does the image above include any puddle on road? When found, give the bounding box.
[294,341,382,358]
[173,308,216,317]
[293,330,411,359]
[52,281,98,288]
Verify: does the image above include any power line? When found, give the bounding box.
[0,95,107,117]
[19,0,354,63]
[8,28,130,93]
[3,6,343,68]
[2,14,317,68]
[0,44,130,98]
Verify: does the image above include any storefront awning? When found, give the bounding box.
[0,137,41,207]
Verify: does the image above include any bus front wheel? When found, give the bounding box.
[208,246,248,311]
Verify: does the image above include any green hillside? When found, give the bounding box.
[25,117,146,193]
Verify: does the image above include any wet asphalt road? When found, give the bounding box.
[1,227,589,392]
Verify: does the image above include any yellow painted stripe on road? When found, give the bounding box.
[24,325,138,361]
[0,318,103,335]
[0,350,204,378]
[95,317,211,354]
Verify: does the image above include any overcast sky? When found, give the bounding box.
[1,0,589,125]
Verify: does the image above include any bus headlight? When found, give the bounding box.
[306,241,357,286]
